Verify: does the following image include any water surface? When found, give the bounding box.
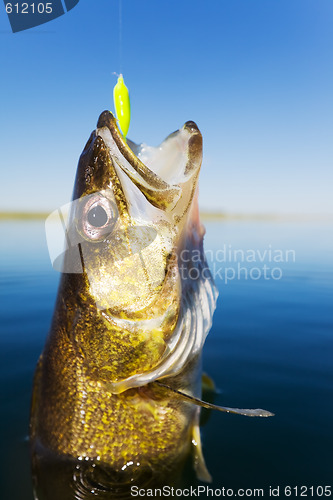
[1,219,332,498]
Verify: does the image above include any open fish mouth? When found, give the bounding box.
[96,110,202,213]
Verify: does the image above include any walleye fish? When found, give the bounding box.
[30,110,219,497]
[30,111,271,499]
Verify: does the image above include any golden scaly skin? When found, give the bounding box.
[30,112,208,496]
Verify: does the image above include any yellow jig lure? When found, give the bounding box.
[113,74,131,141]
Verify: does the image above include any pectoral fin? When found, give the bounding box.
[154,381,274,417]
[202,372,216,393]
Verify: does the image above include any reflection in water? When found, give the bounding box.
[32,447,190,500]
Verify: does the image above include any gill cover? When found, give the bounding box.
[64,111,218,393]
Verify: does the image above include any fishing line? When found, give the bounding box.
[119,0,123,75]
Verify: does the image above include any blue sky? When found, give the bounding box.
[1,0,332,214]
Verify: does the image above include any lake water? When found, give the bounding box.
[1,219,332,498]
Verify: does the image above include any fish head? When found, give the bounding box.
[59,111,217,393]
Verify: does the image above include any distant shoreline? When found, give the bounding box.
[0,212,50,220]
[200,212,333,222]
[0,211,332,223]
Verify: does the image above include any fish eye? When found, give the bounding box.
[87,205,108,228]
[79,194,118,241]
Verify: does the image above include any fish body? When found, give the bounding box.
[30,111,218,496]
